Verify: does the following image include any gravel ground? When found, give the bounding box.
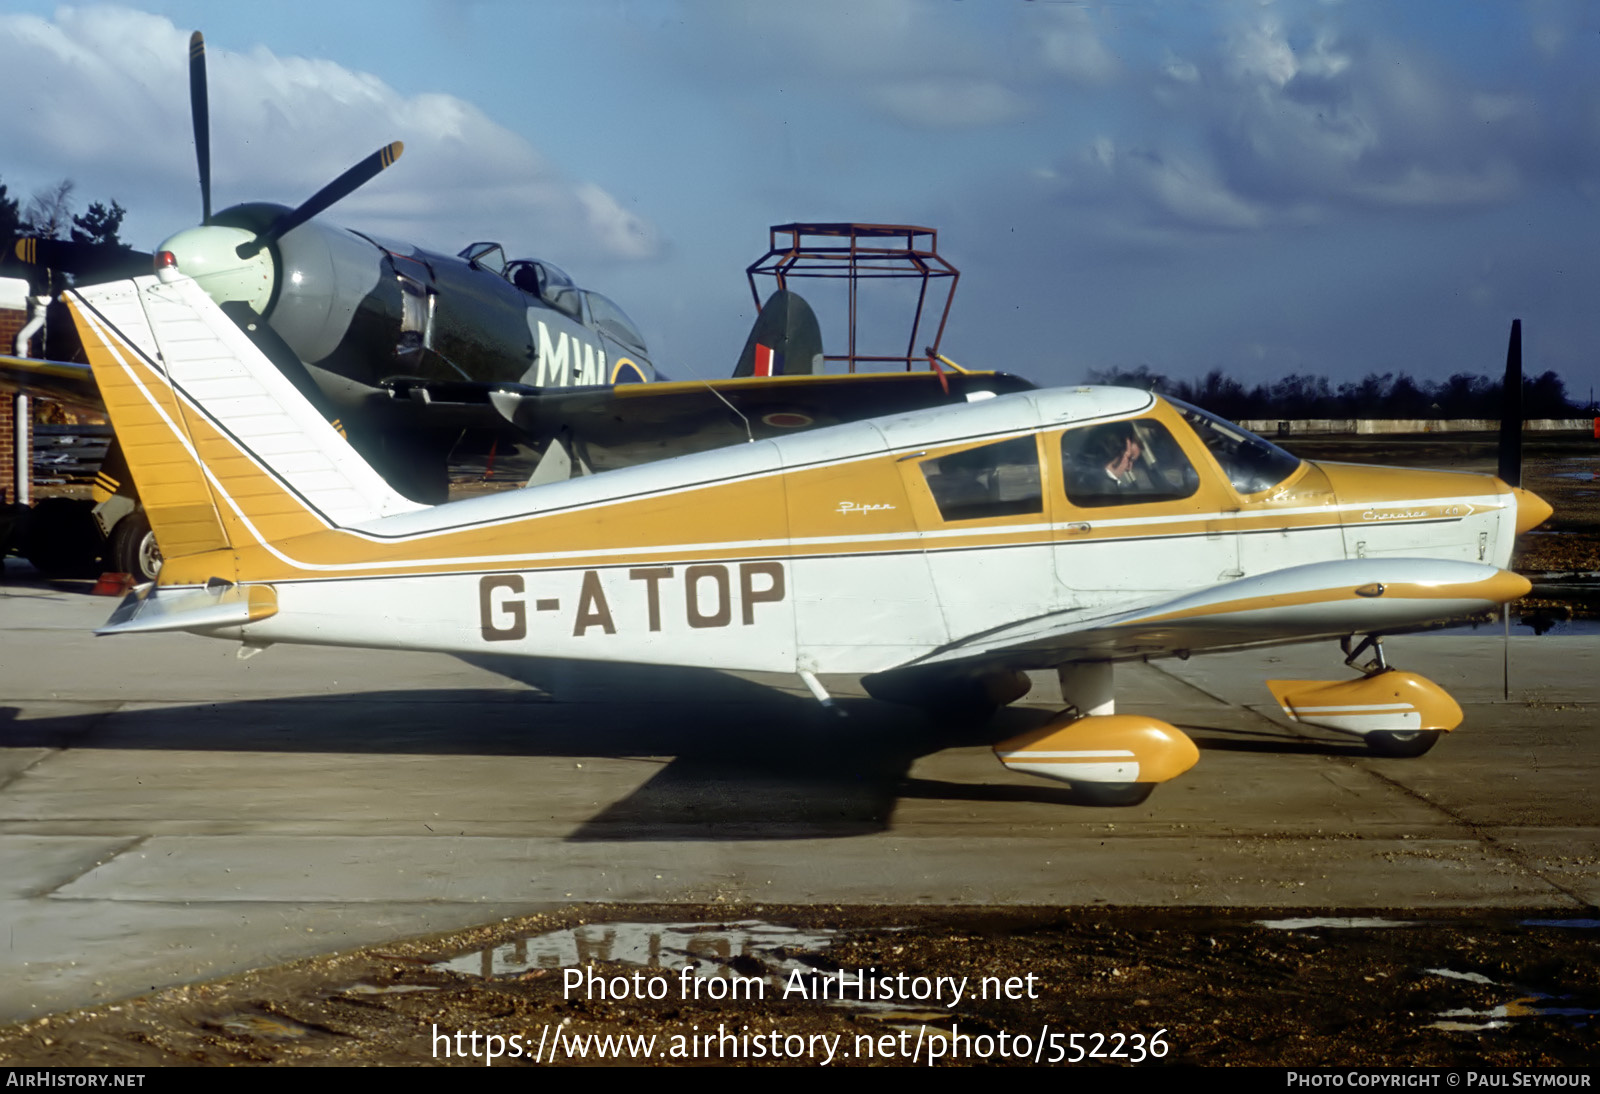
[1,906,1594,1067]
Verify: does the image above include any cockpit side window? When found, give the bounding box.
[1061,418,1199,508]
[543,283,583,322]
[507,260,581,321]
[919,436,1043,522]
[584,292,648,355]
[1167,397,1301,495]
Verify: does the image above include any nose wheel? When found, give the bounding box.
[1362,729,1443,757]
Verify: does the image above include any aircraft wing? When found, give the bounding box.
[386,369,1037,472]
[3,343,1033,479]
[0,352,100,408]
[869,558,1529,684]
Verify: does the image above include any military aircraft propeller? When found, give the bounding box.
[16,34,403,284]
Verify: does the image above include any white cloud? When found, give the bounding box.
[1074,138,1262,232]
[1299,29,1352,79]
[1036,7,1120,85]
[682,0,1047,131]
[1162,52,1201,84]
[0,6,660,261]
[1124,149,1265,230]
[1349,161,1520,208]
[1226,16,1299,87]
[871,78,1027,129]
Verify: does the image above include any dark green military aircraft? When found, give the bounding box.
[3,32,1030,577]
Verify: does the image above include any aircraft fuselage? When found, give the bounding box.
[156,203,654,499]
[169,204,652,399]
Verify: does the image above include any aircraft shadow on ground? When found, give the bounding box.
[0,655,1368,839]
[1176,721,1373,757]
[0,655,1072,840]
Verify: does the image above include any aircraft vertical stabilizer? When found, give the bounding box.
[68,276,424,562]
[732,290,823,378]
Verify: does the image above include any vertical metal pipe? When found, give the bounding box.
[12,294,50,507]
[12,393,27,507]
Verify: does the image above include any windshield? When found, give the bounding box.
[1167,397,1301,495]
[458,242,506,275]
[585,292,648,355]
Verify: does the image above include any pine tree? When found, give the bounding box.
[70,200,127,249]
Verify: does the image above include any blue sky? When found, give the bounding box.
[2,1,1597,395]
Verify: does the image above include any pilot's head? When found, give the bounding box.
[1088,422,1141,469]
[511,264,541,294]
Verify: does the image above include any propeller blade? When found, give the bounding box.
[1497,318,1522,488]
[189,31,212,224]
[13,238,154,279]
[235,141,404,258]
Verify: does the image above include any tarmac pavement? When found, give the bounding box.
[1,561,1595,1023]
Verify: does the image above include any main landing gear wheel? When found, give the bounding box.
[110,511,162,582]
[1072,782,1155,808]
[1364,730,1442,758]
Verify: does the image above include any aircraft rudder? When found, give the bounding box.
[732,289,823,378]
[67,284,236,561]
[69,276,425,568]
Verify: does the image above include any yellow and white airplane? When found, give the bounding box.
[64,274,1551,805]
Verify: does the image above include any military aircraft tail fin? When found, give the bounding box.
[67,276,424,562]
[732,289,823,378]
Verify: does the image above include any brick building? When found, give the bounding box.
[0,278,29,505]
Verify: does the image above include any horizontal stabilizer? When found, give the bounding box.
[97,580,277,636]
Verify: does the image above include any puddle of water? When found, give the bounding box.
[213,1013,318,1040]
[1423,969,1599,1031]
[1522,919,1600,929]
[339,983,441,996]
[1258,917,1417,930]
[434,920,841,980]
[1426,967,1498,986]
[434,920,938,1021]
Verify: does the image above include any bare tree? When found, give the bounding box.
[23,178,76,238]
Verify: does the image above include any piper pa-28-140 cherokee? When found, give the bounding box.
[67,273,1550,804]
